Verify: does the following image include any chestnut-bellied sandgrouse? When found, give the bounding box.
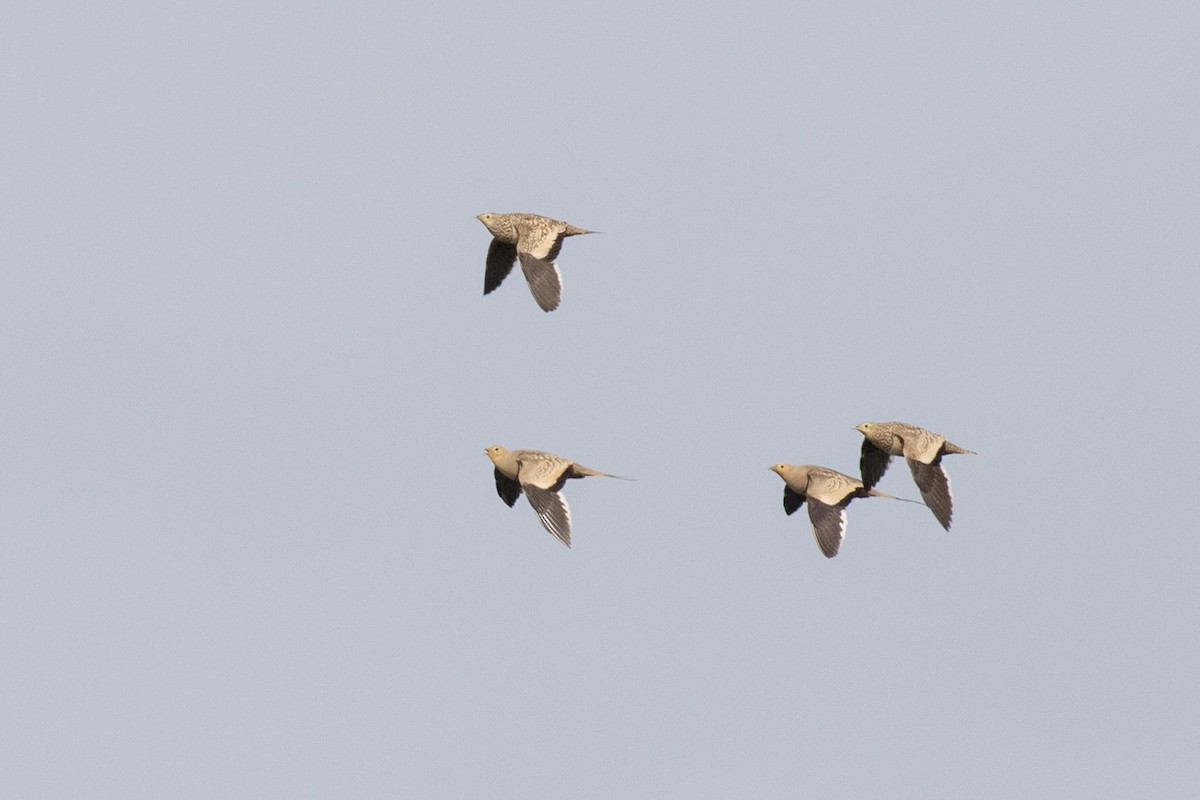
[476,212,596,312]
[484,445,625,547]
[854,421,975,531]
[769,464,903,558]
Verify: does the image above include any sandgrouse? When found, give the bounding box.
[855,421,975,531]
[769,464,898,558]
[476,212,596,312]
[484,445,623,547]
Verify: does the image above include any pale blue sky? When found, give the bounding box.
[2,2,1198,797]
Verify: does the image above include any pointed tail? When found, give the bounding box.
[867,488,925,506]
[571,464,632,480]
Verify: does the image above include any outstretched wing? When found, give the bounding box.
[484,238,518,295]
[522,485,572,547]
[859,439,892,491]
[518,253,563,312]
[806,499,847,558]
[907,456,953,530]
[783,486,806,516]
[493,467,522,507]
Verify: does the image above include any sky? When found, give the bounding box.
[2,1,1198,797]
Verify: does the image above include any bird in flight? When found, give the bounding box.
[476,212,596,311]
[484,445,625,547]
[855,421,976,531]
[769,463,903,558]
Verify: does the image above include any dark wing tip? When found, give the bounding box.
[783,486,805,516]
[859,440,892,491]
[493,468,522,507]
[484,239,518,295]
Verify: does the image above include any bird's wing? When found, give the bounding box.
[900,426,944,464]
[806,499,847,558]
[859,439,893,490]
[484,238,518,295]
[907,456,953,530]
[519,222,566,261]
[807,467,862,505]
[783,486,806,515]
[493,467,522,507]
[522,485,572,547]
[517,452,572,490]
[518,252,563,311]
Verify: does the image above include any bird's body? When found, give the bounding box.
[770,464,895,558]
[476,212,595,312]
[855,421,975,531]
[484,445,622,547]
